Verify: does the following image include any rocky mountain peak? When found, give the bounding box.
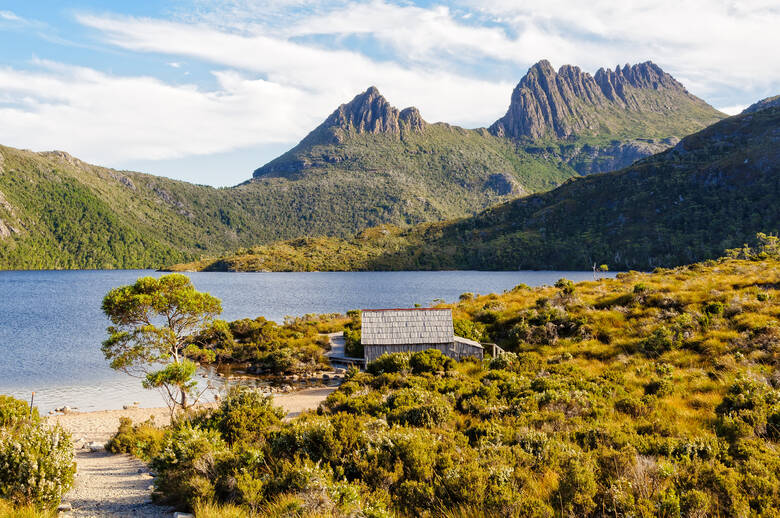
[490,59,717,140]
[253,87,427,178]
[323,86,426,135]
[594,61,686,103]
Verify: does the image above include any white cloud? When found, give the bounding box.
[0,10,21,21]
[0,61,318,164]
[75,13,513,127]
[167,62,182,68]
[273,0,780,103]
[461,0,780,100]
[718,105,748,116]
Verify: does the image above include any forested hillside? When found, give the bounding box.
[173,106,779,272]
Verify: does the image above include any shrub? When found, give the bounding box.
[554,456,598,516]
[409,349,454,374]
[150,424,230,508]
[344,327,363,358]
[488,352,517,370]
[640,327,675,356]
[385,388,452,428]
[474,309,499,324]
[367,353,410,375]
[0,422,74,508]
[0,395,38,427]
[715,378,779,441]
[196,387,284,445]
[106,417,164,460]
[555,278,575,296]
[453,318,485,342]
[704,301,725,316]
[645,378,674,398]
[615,396,654,417]
[767,411,780,441]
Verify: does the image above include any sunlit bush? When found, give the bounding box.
[0,421,74,508]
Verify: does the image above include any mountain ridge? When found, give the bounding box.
[257,60,724,182]
[169,106,779,272]
[490,60,722,141]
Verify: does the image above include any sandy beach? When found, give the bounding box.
[48,386,336,517]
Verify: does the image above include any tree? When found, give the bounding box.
[592,263,608,280]
[102,274,222,416]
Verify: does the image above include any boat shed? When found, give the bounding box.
[361,308,484,365]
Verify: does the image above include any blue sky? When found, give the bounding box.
[0,0,778,186]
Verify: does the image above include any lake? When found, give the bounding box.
[0,269,610,412]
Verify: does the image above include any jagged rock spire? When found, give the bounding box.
[323,86,426,134]
[490,60,705,140]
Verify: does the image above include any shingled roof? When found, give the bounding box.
[361,308,454,345]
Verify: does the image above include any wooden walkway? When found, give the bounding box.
[325,332,365,367]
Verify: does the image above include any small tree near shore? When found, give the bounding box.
[102,274,222,416]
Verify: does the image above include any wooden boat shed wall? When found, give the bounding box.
[361,308,483,365]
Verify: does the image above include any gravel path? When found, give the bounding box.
[63,450,170,517]
[50,387,336,517]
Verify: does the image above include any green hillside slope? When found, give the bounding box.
[0,147,242,269]
[173,106,779,272]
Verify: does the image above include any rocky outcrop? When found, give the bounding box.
[321,86,427,136]
[490,61,603,139]
[742,95,780,114]
[39,150,87,168]
[484,173,523,196]
[593,62,687,107]
[490,60,720,140]
[562,138,679,175]
[0,189,21,239]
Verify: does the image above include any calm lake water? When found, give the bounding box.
[0,269,610,412]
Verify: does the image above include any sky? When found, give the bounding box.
[0,1,778,186]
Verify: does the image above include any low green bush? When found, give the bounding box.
[645,378,674,397]
[150,424,231,508]
[640,327,676,356]
[0,421,74,508]
[194,387,284,445]
[367,352,410,375]
[106,417,164,461]
[0,395,38,427]
[409,349,454,374]
[385,388,452,427]
[453,318,485,342]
